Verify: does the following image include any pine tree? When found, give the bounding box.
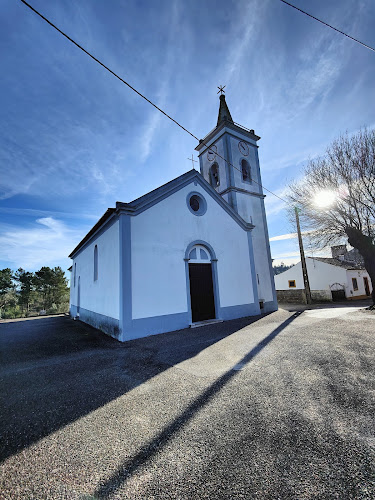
[14,268,35,315]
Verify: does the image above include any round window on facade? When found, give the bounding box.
[186,192,207,216]
[190,195,200,212]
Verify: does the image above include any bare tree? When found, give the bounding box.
[288,128,375,304]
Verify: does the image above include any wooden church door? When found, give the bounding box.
[187,245,216,323]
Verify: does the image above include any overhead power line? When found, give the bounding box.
[19,0,288,205]
[279,0,375,53]
[19,1,196,141]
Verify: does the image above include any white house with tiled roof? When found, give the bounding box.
[275,247,372,302]
[69,95,277,341]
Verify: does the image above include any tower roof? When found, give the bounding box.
[217,94,233,126]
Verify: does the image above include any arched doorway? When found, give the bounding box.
[187,244,216,323]
[330,282,346,301]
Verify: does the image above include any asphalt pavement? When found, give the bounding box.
[0,305,374,499]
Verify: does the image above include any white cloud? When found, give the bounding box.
[0,207,98,220]
[264,187,289,217]
[272,248,331,261]
[138,0,182,163]
[270,232,297,242]
[269,230,313,241]
[139,109,165,163]
[0,217,85,271]
[222,0,265,84]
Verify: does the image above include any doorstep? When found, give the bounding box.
[190,319,224,328]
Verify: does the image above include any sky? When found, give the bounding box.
[0,0,374,275]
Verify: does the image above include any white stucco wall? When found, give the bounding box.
[274,261,304,290]
[70,218,120,319]
[131,181,254,320]
[274,258,369,298]
[307,259,347,290]
[228,135,274,304]
[236,192,274,302]
[346,269,373,298]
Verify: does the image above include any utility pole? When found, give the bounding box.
[295,206,312,304]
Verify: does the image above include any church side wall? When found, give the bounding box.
[70,218,120,338]
[126,181,257,341]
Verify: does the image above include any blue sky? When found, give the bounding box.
[0,0,374,274]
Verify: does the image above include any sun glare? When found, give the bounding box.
[312,189,337,208]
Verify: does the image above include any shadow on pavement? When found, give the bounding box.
[93,312,302,498]
[0,312,281,462]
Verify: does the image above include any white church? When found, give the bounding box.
[69,94,277,341]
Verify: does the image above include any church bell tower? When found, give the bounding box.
[195,92,277,312]
[195,92,262,222]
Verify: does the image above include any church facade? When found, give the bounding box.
[69,95,277,341]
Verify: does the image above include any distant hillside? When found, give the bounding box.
[273,263,293,275]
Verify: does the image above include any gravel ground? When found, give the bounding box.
[0,306,374,499]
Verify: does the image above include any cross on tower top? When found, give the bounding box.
[187,154,198,169]
[217,85,226,95]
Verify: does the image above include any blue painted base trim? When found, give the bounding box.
[120,303,263,342]
[220,303,261,320]
[70,302,272,343]
[70,305,120,339]
[262,300,278,314]
[121,312,191,341]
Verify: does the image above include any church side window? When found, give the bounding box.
[94,245,98,281]
[210,163,220,187]
[74,263,76,287]
[241,159,251,183]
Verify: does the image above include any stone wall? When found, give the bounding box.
[277,289,307,304]
[311,290,332,302]
[277,289,332,304]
